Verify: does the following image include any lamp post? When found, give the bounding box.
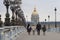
[0,15,3,27]
[10,0,22,25]
[3,0,10,26]
[48,15,50,29]
[10,5,15,26]
[54,8,57,28]
[45,19,47,26]
[15,10,18,25]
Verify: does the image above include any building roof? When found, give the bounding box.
[32,7,38,15]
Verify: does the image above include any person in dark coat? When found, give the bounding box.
[27,24,30,32]
[42,25,46,35]
[36,23,41,35]
[27,24,32,35]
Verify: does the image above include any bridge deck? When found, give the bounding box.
[16,30,60,40]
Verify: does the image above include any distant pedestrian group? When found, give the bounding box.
[27,23,46,36]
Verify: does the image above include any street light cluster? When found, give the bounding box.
[2,0,26,26]
[44,8,57,28]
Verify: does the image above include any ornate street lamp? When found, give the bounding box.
[10,0,21,25]
[15,10,18,25]
[10,5,15,26]
[3,0,10,26]
[10,0,26,26]
[54,8,57,28]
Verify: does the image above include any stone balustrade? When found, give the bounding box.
[0,26,26,40]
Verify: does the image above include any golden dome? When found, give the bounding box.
[32,7,38,15]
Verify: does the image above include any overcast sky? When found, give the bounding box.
[0,0,60,22]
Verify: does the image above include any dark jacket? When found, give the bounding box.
[27,24,32,32]
[27,24,30,30]
[42,25,46,32]
[36,23,41,31]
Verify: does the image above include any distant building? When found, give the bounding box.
[31,7,39,25]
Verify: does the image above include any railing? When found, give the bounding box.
[47,27,60,32]
[0,26,26,40]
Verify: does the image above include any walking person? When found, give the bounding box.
[36,23,41,35]
[27,24,32,35]
[42,25,46,36]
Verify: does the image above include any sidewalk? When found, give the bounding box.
[16,30,60,40]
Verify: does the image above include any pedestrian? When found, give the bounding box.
[27,24,30,32]
[27,24,32,35]
[36,23,41,35]
[42,25,46,36]
[28,26,32,35]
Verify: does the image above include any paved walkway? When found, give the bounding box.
[16,30,60,40]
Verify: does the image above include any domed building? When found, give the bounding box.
[31,7,39,25]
